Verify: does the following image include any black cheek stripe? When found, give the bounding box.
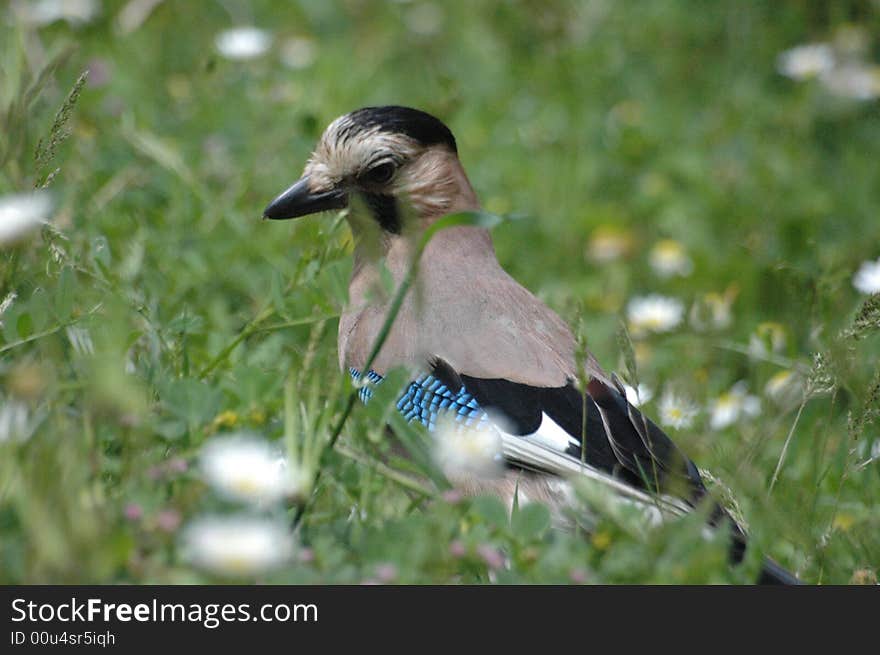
[362,192,401,234]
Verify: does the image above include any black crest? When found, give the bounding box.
[345,106,457,153]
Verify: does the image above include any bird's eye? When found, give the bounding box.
[360,162,395,186]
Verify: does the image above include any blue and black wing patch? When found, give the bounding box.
[349,368,384,403]
[350,366,489,430]
[350,359,706,504]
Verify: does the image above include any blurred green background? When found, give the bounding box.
[1,0,879,584]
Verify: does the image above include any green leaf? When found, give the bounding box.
[1,308,20,343]
[54,267,76,321]
[512,503,551,540]
[155,420,187,441]
[16,312,33,340]
[471,495,509,530]
[158,377,222,434]
[168,311,204,334]
[27,288,50,333]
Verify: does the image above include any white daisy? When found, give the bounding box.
[11,0,100,26]
[587,225,632,263]
[648,239,693,278]
[0,191,53,245]
[658,390,698,430]
[709,382,761,431]
[200,434,306,506]
[853,258,880,294]
[622,383,653,408]
[776,43,835,80]
[820,65,880,101]
[215,27,272,61]
[627,295,684,336]
[433,417,503,479]
[180,515,293,577]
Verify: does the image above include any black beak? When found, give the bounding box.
[262,176,347,220]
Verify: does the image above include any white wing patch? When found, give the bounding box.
[488,418,692,520]
[528,412,581,454]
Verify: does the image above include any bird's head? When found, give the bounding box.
[263,106,479,234]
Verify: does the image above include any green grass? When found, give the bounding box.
[1,0,879,584]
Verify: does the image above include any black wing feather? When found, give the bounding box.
[433,361,707,503]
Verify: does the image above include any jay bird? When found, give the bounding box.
[263,106,798,584]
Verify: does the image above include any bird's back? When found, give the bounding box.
[339,224,604,387]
